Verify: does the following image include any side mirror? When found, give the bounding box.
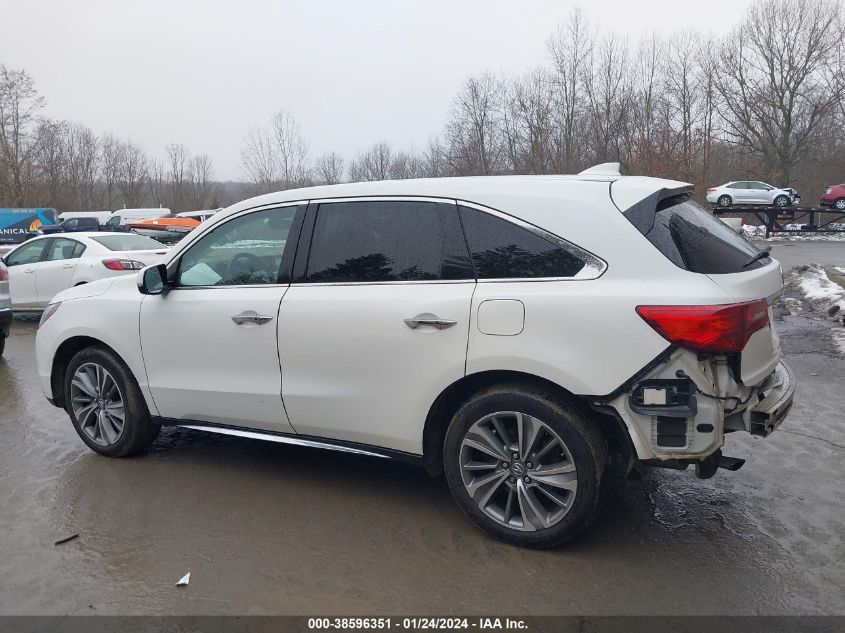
[138,263,168,295]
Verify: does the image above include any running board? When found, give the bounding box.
[153,418,423,464]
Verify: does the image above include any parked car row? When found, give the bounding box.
[0,232,168,313]
[30,164,795,547]
[707,179,845,210]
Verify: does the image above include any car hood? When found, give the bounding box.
[52,276,119,303]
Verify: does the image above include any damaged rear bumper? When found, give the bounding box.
[747,360,795,437]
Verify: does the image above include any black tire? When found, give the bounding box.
[0,335,5,358]
[717,195,732,208]
[774,195,789,208]
[64,345,159,457]
[835,198,845,211]
[443,383,609,548]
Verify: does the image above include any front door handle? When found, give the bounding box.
[404,314,457,330]
[231,313,274,325]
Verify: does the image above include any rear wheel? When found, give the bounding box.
[774,195,789,208]
[717,195,732,208]
[443,383,608,548]
[0,336,5,358]
[64,346,159,457]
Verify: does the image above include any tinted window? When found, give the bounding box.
[177,207,297,286]
[105,215,121,226]
[306,201,473,283]
[641,199,767,273]
[459,206,586,279]
[730,182,746,189]
[92,235,163,251]
[46,238,82,261]
[6,240,47,266]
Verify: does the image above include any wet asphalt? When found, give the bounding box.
[0,249,843,615]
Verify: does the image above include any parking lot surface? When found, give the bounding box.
[1,251,844,615]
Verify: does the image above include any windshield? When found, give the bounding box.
[91,235,164,251]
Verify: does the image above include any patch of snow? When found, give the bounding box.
[785,264,845,316]
[742,223,845,241]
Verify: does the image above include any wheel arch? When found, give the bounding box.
[50,336,124,409]
[422,370,630,477]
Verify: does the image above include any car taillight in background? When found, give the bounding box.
[636,299,770,354]
[0,263,8,282]
[707,188,716,193]
[102,258,146,271]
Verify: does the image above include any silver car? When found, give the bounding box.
[705,181,798,208]
[0,259,11,357]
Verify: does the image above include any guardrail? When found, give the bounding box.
[712,205,845,238]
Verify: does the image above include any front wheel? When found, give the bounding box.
[774,195,789,208]
[64,345,160,457]
[717,195,732,208]
[835,198,845,211]
[443,384,608,548]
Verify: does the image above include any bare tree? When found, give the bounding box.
[445,73,505,175]
[548,8,594,173]
[349,141,393,181]
[312,152,344,184]
[241,124,277,193]
[0,65,46,205]
[188,153,216,209]
[271,111,308,187]
[715,0,843,184]
[116,141,150,207]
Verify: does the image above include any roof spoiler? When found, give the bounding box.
[578,162,622,177]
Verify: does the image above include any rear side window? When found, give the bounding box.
[306,201,473,283]
[639,199,767,273]
[92,235,163,251]
[459,206,586,279]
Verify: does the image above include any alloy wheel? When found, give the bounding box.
[459,411,577,531]
[70,362,125,446]
[836,199,845,211]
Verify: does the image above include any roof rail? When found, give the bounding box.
[578,162,622,177]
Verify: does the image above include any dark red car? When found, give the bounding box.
[819,183,845,211]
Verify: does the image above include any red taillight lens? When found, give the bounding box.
[636,299,770,353]
[707,188,716,192]
[0,264,8,281]
[102,258,145,271]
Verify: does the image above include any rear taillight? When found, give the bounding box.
[826,187,832,194]
[636,299,770,353]
[0,264,7,282]
[707,188,716,192]
[102,258,145,271]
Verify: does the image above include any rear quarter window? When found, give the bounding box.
[639,199,768,274]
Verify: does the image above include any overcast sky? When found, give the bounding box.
[1,0,755,180]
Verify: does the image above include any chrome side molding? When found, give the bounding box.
[177,424,391,459]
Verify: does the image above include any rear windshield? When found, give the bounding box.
[92,235,163,251]
[638,199,769,274]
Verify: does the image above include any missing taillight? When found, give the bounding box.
[636,299,770,354]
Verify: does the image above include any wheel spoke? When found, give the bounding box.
[463,460,498,471]
[466,468,507,498]
[533,436,559,462]
[517,413,541,461]
[490,416,513,451]
[72,375,97,398]
[464,427,510,462]
[516,480,550,530]
[503,487,515,524]
[531,463,578,492]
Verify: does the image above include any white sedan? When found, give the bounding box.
[1,232,168,311]
[705,181,798,208]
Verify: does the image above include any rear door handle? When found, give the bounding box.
[61,264,74,269]
[231,313,274,325]
[404,315,457,330]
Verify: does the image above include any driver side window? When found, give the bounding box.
[6,240,47,266]
[176,206,298,287]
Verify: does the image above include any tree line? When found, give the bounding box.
[2,0,843,214]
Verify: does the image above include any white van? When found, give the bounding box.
[58,211,113,224]
[103,208,171,228]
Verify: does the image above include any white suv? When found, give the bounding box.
[35,164,794,548]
